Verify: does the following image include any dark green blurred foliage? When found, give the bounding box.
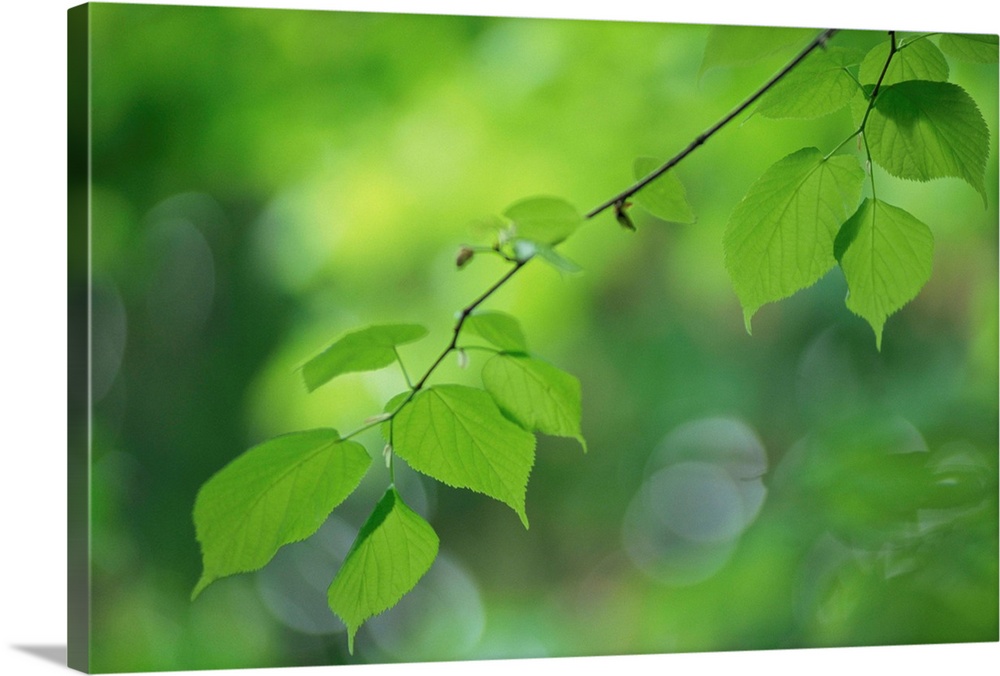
[83,4,997,671]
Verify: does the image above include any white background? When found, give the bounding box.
[1,1,997,675]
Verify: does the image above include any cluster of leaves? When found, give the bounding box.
[193,198,587,652]
[712,28,996,347]
[191,27,996,656]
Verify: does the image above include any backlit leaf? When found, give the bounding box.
[723,147,865,331]
[463,311,528,352]
[302,324,428,392]
[835,198,934,349]
[193,429,371,599]
[938,33,999,64]
[482,353,586,452]
[859,37,949,86]
[532,241,584,273]
[393,384,536,527]
[503,196,582,245]
[867,81,990,203]
[757,47,862,119]
[468,213,509,241]
[632,157,696,223]
[327,487,438,654]
[510,238,583,273]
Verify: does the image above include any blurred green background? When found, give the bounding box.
[79,4,998,671]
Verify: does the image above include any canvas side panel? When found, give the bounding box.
[68,3,91,673]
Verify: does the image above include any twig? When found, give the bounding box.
[411,260,527,392]
[390,27,839,416]
[858,31,897,132]
[585,28,838,219]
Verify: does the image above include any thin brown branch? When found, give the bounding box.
[411,260,526,392]
[387,27,841,416]
[585,27,838,220]
[858,31,897,132]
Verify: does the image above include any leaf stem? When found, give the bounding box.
[455,344,501,354]
[465,244,517,263]
[844,67,865,93]
[340,418,384,443]
[823,130,863,162]
[394,347,414,389]
[584,27,838,220]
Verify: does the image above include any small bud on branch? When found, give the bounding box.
[614,200,635,231]
[456,246,475,268]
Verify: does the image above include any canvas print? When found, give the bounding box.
[67,3,999,673]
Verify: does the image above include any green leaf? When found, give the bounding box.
[723,148,865,331]
[859,37,949,86]
[700,25,817,75]
[503,196,583,245]
[463,311,528,352]
[756,47,862,119]
[532,241,584,273]
[392,384,536,527]
[482,353,586,452]
[302,324,428,392]
[835,198,934,349]
[867,81,990,204]
[193,429,371,600]
[467,213,509,240]
[939,33,999,64]
[511,238,583,273]
[327,487,438,654]
[632,157,696,223]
